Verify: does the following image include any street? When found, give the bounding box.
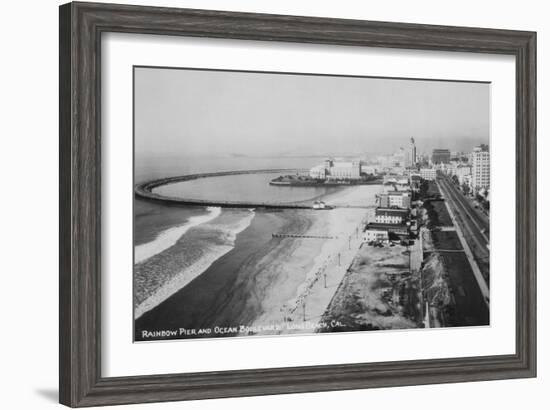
[437,175,490,287]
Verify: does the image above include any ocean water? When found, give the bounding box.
[135,207,222,264]
[134,208,255,318]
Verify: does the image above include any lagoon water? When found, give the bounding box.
[154,172,342,204]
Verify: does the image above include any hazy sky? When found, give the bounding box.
[134,67,490,159]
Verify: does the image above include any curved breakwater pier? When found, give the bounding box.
[135,169,316,209]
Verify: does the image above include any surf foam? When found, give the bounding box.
[135,209,255,319]
[135,207,222,264]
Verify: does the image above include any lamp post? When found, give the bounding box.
[406,220,412,272]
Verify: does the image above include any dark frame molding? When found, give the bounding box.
[59,1,536,407]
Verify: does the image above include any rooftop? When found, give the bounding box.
[375,208,409,216]
[365,223,410,232]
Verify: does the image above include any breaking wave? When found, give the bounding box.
[135,209,255,319]
[135,207,222,264]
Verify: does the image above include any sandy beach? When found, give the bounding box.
[241,185,383,336]
[246,207,368,334]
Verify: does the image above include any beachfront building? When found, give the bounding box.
[377,191,411,209]
[471,144,490,191]
[420,168,437,181]
[363,227,389,243]
[309,164,327,179]
[309,158,361,180]
[375,208,409,224]
[363,223,410,242]
[330,160,361,179]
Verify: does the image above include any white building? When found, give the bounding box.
[363,228,389,243]
[329,160,361,179]
[382,175,409,191]
[471,145,490,191]
[309,165,327,179]
[378,191,411,209]
[420,168,437,181]
[309,159,361,180]
[375,208,409,224]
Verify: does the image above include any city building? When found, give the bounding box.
[377,191,411,209]
[405,137,417,168]
[309,158,361,180]
[375,208,409,224]
[431,148,451,165]
[471,144,490,191]
[454,165,472,185]
[420,168,437,181]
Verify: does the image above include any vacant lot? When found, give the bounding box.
[319,244,422,333]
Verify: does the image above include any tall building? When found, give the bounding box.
[405,137,417,168]
[471,144,490,191]
[431,149,451,165]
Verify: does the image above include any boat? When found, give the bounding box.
[312,201,330,210]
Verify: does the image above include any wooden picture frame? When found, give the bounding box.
[59,1,536,407]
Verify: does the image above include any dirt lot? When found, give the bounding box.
[318,244,422,333]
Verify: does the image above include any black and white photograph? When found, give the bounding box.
[133,67,491,342]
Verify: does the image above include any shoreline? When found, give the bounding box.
[134,184,383,341]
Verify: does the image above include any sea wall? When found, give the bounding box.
[135,169,312,209]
